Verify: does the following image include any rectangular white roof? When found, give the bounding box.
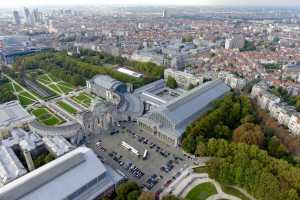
[0,147,112,200]
[0,101,34,130]
[43,136,74,157]
[118,67,143,78]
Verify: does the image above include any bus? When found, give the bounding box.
[120,141,140,157]
[143,149,148,160]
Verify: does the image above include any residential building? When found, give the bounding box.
[164,68,203,89]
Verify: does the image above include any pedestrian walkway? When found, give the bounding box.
[160,166,256,200]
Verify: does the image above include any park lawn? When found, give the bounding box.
[38,78,52,85]
[42,116,62,126]
[57,101,78,115]
[32,108,49,117]
[32,107,64,126]
[38,74,52,82]
[19,91,37,101]
[57,83,73,94]
[58,81,74,88]
[13,83,24,92]
[221,185,251,200]
[18,95,35,107]
[186,182,217,200]
[47,74,61,82]
[47,83,63,95]
[18,91,38,106]
[72,92,93,107]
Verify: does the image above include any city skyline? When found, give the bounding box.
[1,0,300,8]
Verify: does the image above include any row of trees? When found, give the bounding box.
[205,139,300,200]
[14,50,164,88]
[0,78,16,103]
[182,92,297,163]
[74,48,164,82]
[182,93,256,154]
[181,92,300,199]
[102,181,181,200]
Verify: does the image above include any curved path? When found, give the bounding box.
[160,166,256,200]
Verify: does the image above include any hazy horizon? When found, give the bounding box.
[1,0,300,9]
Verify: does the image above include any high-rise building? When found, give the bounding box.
[33,8,41,24]
[225,35,245,49]
[13,11,21,25]
[24,7,30,24]
[162,8,167,18]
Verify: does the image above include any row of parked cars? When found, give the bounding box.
[95,140,107,152]
[144,174,162,190]
[124,161,144,179]
[160,159,181,173]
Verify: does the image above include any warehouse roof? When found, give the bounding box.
[148,79,230,137]
[0,147,114,200]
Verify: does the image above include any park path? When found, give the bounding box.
[161,166,256,200]
[232,186,256,200]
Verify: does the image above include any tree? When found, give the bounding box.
[296,98,300,112]
[195,142,207,157]
[138,192,155,200]
[187,83,196,90]
[182,35,193,43]
[267,136,288,158]
[161,195,182,200]
[205,139,300,200]
[166,76,177,89]
[116,181,140,200]
[233,123,264,147]
[127,190,141,200]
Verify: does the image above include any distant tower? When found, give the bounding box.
[48,20,57,33]
[162,8,167,18]
[13,11,21,25]
[24,7,30,24]
[33,9,39,24]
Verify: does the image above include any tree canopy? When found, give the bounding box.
[14,50,164,89]
[166,76,177,89]
[205,139,300,200]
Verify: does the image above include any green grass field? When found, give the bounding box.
[31,107,64,126]
[221,185,251,200]
[186,182,217,200]
[57,83,73,93]
[72,92,93,107]
[37,73,74,95]
[9,81,38,107]
[56,101,78,115]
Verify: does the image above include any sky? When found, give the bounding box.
[1,0,300,8]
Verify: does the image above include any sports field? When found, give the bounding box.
[31,107,64,126]
[56,101,78,115]
[37,74,74,95]
[71,92,94,108]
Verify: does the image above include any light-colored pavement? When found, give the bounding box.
[161,168,255,200]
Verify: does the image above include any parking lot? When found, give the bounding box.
[87,121,199,196]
